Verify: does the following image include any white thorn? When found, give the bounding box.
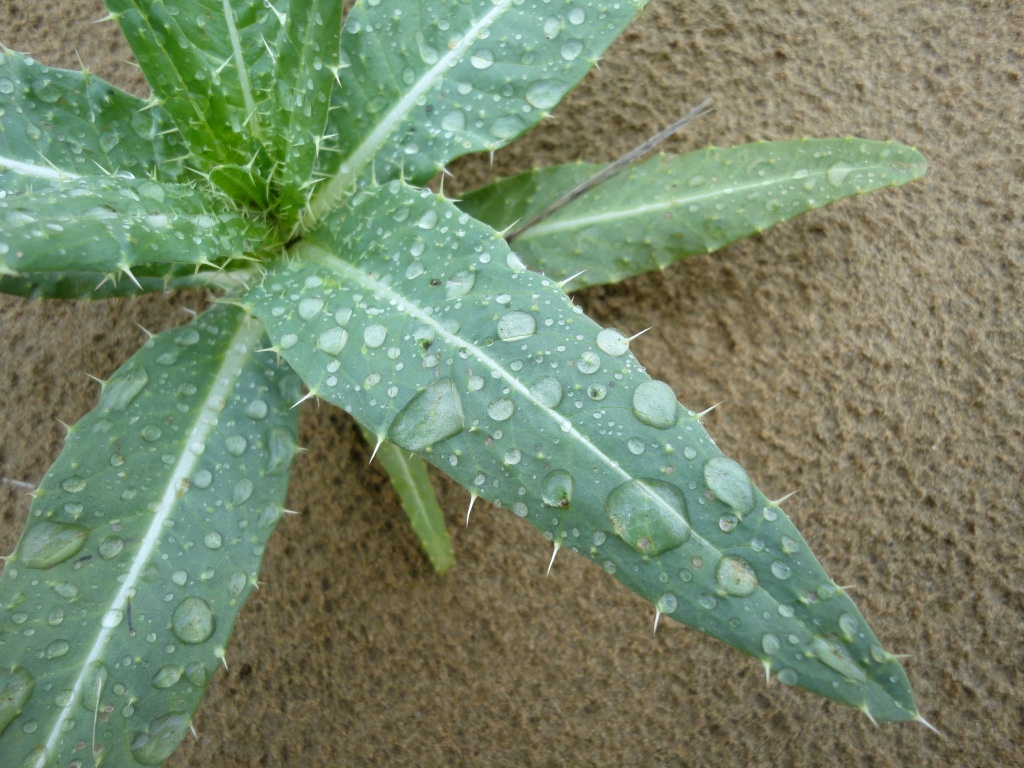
[282,508,299,516]
[653,609,662,635]
[368,435,384,465]
[628,327,652,342]
[861,706,879,727]
[546,541,560,576]
[1,477,35,492]
[190,724,199,741]
[916,714,942,737]
[763,661,772,685]
[465,494,477,527]
[557,270,586,289]
[121,265,143,290]
[772,490,799,505]
[133,322,153,339]
[291,390,317,409]
[698,401,724,418]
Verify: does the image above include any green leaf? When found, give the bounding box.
[267,0,342,218]
[0,264,250,301]
[105,0,281,171]
[359,425,455,575]
[241,180,922,722]
[310,0,647,219]
[0,172,269,286]
[457,139,928,289]
[0,47,186,181]
[0,303,300,767]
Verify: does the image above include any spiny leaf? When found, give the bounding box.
[0,172,269,287]
[241,180,922,722]
[0,264,243,301]
[105,0,281,172]
[457,139,928,288]
[267,0,342,221]
[359,425,455,575]
[310,0,648,219]
[0,303,300,767]
[0,47,185,181]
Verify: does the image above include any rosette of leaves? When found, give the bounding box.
[0,0,930,764]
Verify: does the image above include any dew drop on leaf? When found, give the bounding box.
[388,378,465,452]
[704,456,755,514]
[605,479,690,556]
[715,555,759,596]
[19,520,88,569]
[497,310,536,341]
[631,380,678,429]
[172,597,215,644]
[130,712,191,765]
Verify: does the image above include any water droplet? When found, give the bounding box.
[627,437,645,455]
[715,556,759,596]
[174,328,200,346]
[761,633,781,655]
[101,363,148,411]
[503,448,522,465]
[497,310,536,341]
[172,597,215,644]
[657,593,678,614]
[298,297,324,320]
[605,479,690,556]
[682,446,697,460]
[529,376,563,408]
[388,378,465,452]
[838,612,858,637]
[130,712,191,765]
[229,570,247,598]
[204,532,222,550]
[60,476,87,493]
[54,582,79,600]
[543,17,561,38]
[596,328,629,357]
[631,380,678,429]
[703,456,755,514]
[826,161,854,186]
[560,39,584,61]
[0,667,34,737]
[445,269,475,299]
[577,351,601,374]
[364,324,387,348]
[172,569,188,586]
[718,513,738,533]
[780,535,799,554]
[771,561,792,580]
[151,665,182,689]
[98,536,124,560]
[811,637,866,682]
[45,640,69,659]
[416,209,438,229]
[487,397,515,421]
[245,399,269,420]
[193,469,213,489]
[525,79,564,110]
[699,594,717,610]
[0,78,14,95]
[101,609,124,628]
[441,110,466,131]
[225,435,247,457]
[470,49,494,69]
[19,520,88,569]
[141,425,162,442]
[541,470,574,508]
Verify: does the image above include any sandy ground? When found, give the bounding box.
[1,0,1021,765]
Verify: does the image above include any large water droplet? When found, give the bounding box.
[225,435,247,457]
[318,327,349,356]
[0,667,34,737]
[298,297,325,320]
[172,597,215,644]
[605,479,690,556]
[770,561,792,580]
[130,712,191,765]
[761,633,781,655]
[631,380,678,429]
[703,456,755,515]
[541,470,574,508]
[838,612,858,637]
[529,376,563,408]
[810,637,867,682]
[486,397,514,421]
[445,269,475,299]
[19,520,88,569]
[45,640,70,659]
[525,79,564,110]
[151,665,183,689]
[497,310,536,342]
[826,160,854,187]
[364,324,387,348]
[560,39,584,61]
[388,378,465,452]
[596,328,629,357]
[98,536,124,560]
[715,555,759,596]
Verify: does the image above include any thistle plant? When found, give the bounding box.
[0,0,931,764]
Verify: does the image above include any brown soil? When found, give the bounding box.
[1,1,1021,766]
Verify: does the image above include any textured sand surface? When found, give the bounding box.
[1,1,1021,765]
